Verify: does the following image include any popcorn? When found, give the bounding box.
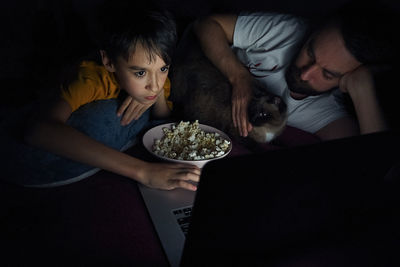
[152,120,231,161]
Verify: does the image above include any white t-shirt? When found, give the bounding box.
[233,12,348,133]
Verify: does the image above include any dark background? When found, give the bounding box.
[0,1,399,265]
[1,0,399,108]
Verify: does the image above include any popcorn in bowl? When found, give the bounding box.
[152,120,231,161]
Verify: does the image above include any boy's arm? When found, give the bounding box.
[24,98,199,190]
[117,95,170,125]
[193,14,254,137]
[117,83,171,125]
[151,89,171,119]
[117,97,152,126]
[25,99,148,178]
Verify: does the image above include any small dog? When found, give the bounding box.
[170,26,287,144]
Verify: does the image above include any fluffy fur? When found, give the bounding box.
[169,26,287,143]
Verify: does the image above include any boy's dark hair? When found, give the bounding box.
[94,0,177,65]
[332,0,399,66]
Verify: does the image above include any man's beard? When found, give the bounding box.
[285,63,324,96]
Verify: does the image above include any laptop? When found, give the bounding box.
[140,131,400,267]
[138,184,196,267]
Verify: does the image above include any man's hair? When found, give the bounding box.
[330,1,399,66]
[94,0,177,64]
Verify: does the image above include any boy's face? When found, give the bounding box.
[102,44,169,105]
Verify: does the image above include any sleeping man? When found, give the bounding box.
[172,1,397,141]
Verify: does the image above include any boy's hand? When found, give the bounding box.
[141,162,201,191]
[117,96,152,126]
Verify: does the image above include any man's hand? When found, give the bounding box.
[117,96,152,126]
[339,65,388,134]
[194,14,253,137]
[339,65,374,98]
[231,76,253,137]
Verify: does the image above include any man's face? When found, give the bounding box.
[285,26,361,97]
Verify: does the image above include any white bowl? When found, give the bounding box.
[142,122,232,168]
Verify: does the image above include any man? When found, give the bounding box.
[193,2,396,140]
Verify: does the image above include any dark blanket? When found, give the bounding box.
[0,126,319,265]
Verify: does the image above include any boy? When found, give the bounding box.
[6,2,200,190]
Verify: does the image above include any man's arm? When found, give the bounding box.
[316,66,388,140]
[193,14,253,137]
[340,66,388,134]
[315,116,359,140]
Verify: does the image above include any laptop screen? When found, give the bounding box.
[181,131,400,267]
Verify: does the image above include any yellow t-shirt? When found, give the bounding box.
[61,60,172,112]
